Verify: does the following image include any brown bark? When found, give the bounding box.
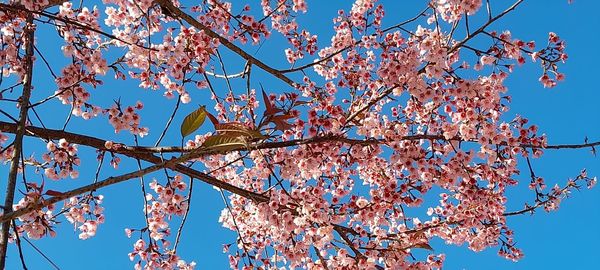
[0,14,35,269]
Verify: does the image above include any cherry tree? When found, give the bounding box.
[0,0,597,269]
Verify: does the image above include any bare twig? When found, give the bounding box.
[12,220,27,270]
[22,238,60,270]
[154,98,181,147]
[133,136,152,241]
[173,177,193,252]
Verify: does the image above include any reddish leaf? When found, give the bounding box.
[262,89,283,117]
[269,114,295,132]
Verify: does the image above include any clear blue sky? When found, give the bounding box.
[1,0,599,269]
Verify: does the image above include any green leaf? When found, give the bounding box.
[202,135,246,152]
[181,106,207,137]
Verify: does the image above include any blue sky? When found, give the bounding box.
[1,0,599,269]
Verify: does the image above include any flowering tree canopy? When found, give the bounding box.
[0,0,597,269]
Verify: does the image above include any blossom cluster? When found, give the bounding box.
[12,183,56,240]
[18,0,51,11]
[535,32,568,88]
[0,15,27,80]
[54,64,103,120]
[126,175,194,270]
[435,0,483,22]
[63,194,105,240]
[42,139,81,180]
[106,101,149,137]
[259,0,317,63]
[195,1,582,269]
[57,3,108,75]
[0,132,11,161]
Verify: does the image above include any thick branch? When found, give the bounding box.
[0,14,35,269]
[0,121,597,224]
[0,121,597,156]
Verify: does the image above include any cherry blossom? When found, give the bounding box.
[12,183,56,240]
[127,175,194,270]
[41,139,80,180]
[63,194,105,240]
[0,0,596,269]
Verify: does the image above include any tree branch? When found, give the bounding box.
[0,13,35,269]
[0,121,597,157]
[0,119,597,225]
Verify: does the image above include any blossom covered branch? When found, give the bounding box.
[0,0,596,269]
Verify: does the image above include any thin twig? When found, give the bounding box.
[33,44,58,79]
[215,50,235,104]
[154,98,181,147]
[22,238,60,270]
[133,136,152,242]
[173,177,193,252]
[219,188,253,265]
[12,220,28,270]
